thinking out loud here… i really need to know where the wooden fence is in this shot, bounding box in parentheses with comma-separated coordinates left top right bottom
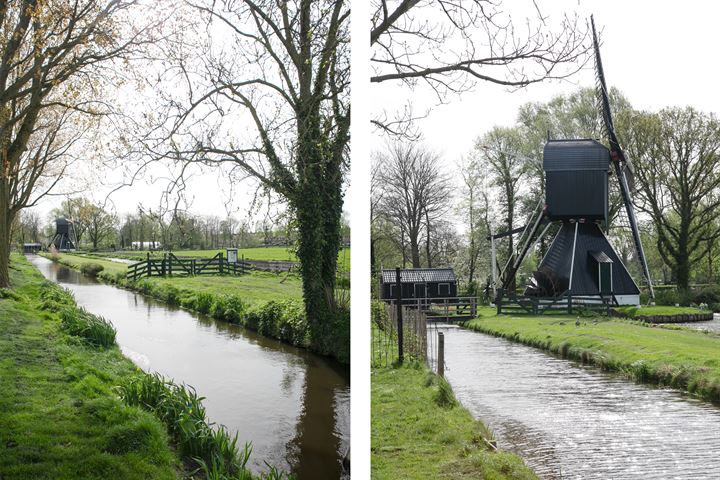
(126, 252, 245, 281)
(372, 302, 428, 368)
(495, 289, 614, 315)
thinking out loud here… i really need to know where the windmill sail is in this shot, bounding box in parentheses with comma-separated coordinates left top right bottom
(591, 16, 654, 300)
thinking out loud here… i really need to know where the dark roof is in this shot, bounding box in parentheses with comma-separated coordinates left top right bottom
(381, 268, 456, 284)
(529, 222, 639, 296)
(55, 217, 73, 225)
(544, 139, 610, 172)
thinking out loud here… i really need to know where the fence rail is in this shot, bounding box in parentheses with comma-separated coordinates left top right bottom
(382, 296, 482, 322)
(126, 252, 246, 281)
(496, 289, 614, 315)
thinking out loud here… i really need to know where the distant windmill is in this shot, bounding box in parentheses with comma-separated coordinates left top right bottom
(491, 16, 653, 306)
(50, 217, 77, 251)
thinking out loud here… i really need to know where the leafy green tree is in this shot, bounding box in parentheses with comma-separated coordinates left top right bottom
(623, 107, 720, 293)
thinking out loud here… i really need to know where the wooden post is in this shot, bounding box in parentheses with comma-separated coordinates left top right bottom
(192, 258, 196, 276)
(471, 297, 477, 317)
(241, 255, 245, 274)
(168, 253, 172, 276)
(162, 254, 166, 276)
(395, 267, 404, 364)
(438, 331, 445, 378)
(219, 252, 224, 274)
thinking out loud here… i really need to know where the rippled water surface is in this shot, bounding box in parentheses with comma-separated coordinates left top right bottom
(30, 256, 349, 479)
(429, 323, 720, 479)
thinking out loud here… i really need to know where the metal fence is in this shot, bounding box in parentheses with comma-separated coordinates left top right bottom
(371, 302, 427, 368)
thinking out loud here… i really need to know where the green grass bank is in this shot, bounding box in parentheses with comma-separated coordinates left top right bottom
(0, 255, 182, 479)
(1, 254, 293, 480)
(465, 312, 720, 403)
(372, 363, 537, 480)
(41, 252, 349, 364)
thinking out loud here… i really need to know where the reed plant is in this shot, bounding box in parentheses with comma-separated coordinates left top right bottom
(117, 373, 292, 479)
(59, 307, 117, 348)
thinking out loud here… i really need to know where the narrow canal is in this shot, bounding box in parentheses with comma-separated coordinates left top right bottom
(429, 323, 720, 479)
(30, 256, 349, 479)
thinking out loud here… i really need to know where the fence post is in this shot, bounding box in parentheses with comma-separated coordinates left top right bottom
(471, 297, 477, 317)
(438, 331, 445, 378)
(241, 255, 245, 274)
(162, 254, 166, 276)
(395, 267, 404, 364)
(219, 252, 224, 274)
(168, 253, 172, 276)
(192, 258, 196, 276)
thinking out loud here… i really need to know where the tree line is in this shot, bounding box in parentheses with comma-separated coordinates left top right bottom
(11, 197, 349, 252)
(372, 87, 720, 297)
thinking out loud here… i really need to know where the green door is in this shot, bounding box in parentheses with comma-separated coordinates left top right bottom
(599, 263, 612, 294)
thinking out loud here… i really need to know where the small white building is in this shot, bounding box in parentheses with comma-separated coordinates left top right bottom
(131, 241, 162, 250)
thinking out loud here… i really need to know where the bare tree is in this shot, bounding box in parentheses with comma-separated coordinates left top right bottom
(376, 141, 452, 268)
(0, 0, 158, 287)
(370, 0, 592, 135)
(143, 0, 350, 355)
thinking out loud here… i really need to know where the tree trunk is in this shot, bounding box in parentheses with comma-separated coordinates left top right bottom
(409, 235, 421, 268)
(0, 171, 11, 288)
(425, 209, 432, 268)
(293, 98, 343, 357)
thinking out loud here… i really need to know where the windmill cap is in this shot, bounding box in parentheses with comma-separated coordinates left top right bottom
(543, 139, 610, 172)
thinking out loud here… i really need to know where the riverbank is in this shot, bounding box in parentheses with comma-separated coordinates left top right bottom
(42, 252, 349, 363)
(0, 254, 182, 479)
(465, 313, 720, 403)
(372, 362, 537, 479)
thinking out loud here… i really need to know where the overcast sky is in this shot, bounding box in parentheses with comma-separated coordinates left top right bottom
(373, 0, 720, 165)
(30, 0, 719, 228)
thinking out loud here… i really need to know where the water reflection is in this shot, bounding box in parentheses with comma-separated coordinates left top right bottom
(429, 323, 720, 479)
(29, 255, 349, 479)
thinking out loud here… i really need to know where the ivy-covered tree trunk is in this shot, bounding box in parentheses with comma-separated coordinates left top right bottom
(293, 100, 343, 355)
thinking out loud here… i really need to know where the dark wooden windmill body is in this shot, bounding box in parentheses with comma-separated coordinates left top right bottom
(490, 17, 653, 307)
(50, 217, 77, 251)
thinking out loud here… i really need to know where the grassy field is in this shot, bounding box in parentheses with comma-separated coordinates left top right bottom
(83, 246, 351, 272)
(44, 252, 303, 305)
(0, 255, 181, 479)
(372, 363, 537, 479)
(465, 311, 720, 403)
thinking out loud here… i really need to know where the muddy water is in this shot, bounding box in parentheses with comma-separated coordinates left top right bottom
(429, 323, 720, 479)
(30, 256, 349, 479)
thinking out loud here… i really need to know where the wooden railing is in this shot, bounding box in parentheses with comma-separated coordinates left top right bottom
(383, 296, 481, 322)
(126, 252, 246, 281)
(495, 289, 615, 315)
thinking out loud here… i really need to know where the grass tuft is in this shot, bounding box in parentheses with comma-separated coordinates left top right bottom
(60, 307, 117, 348)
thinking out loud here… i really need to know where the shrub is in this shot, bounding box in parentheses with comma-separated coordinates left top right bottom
(195, 293, 214, 314)
(60, 307, 116, 348)
(80, 263, 105, 277)
(655, 289, 679, 306)
(693, 285, 720, 305)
